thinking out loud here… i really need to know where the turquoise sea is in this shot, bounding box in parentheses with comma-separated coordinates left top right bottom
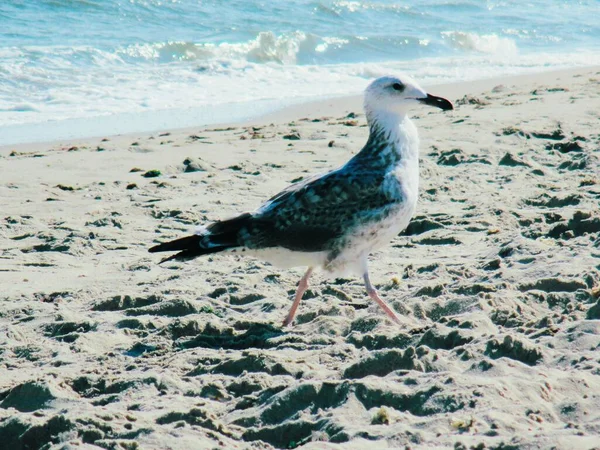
(1, 0, 599, 144)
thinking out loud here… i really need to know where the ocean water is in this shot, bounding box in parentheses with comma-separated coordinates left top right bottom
(1, 0, 599, 145)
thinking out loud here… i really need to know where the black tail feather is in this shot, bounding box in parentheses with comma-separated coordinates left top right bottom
(149, 235, 231, 264)
(157, 245, 227, 264)
(149, 235, 203, 254)
(149, 213, 252, 264)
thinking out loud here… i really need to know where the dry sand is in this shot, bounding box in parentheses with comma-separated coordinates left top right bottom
(1, 67, 600, 450)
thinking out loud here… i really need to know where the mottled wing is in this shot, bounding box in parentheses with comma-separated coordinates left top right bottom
(240, 166, 399, 252)
(261, 171, 327, 206)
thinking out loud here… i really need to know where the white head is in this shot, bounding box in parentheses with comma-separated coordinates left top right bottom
(364, 74, 453, 121)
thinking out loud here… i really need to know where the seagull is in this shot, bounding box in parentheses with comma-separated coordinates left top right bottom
(149, 74, 453, 326)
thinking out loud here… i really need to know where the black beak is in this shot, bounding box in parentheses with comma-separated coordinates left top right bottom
(418, 93, 454, 111)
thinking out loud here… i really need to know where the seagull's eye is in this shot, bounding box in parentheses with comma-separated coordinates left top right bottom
(392, 83, 405, 92)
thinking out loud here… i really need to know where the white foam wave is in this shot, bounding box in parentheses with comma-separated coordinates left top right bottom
(330, 1, 415, 15)
(442, 31, 518, 56)
(117, 32, 324, 65)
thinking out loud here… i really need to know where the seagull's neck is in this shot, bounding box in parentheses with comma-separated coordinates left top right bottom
(361, 108, 419, 165)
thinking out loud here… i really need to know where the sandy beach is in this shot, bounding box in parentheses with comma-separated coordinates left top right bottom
(1, 67, 599, 449)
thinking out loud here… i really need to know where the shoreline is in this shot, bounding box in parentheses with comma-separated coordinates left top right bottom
(2, 65, 599, 151)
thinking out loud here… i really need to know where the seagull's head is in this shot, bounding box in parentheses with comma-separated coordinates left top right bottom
(364, 74, 453, 118)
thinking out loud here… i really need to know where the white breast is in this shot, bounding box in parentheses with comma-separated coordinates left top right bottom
(323, 119, 420, 277)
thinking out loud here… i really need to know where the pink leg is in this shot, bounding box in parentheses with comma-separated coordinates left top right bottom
(283, 267, 313, 327)
(364, 271, 401, 324)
